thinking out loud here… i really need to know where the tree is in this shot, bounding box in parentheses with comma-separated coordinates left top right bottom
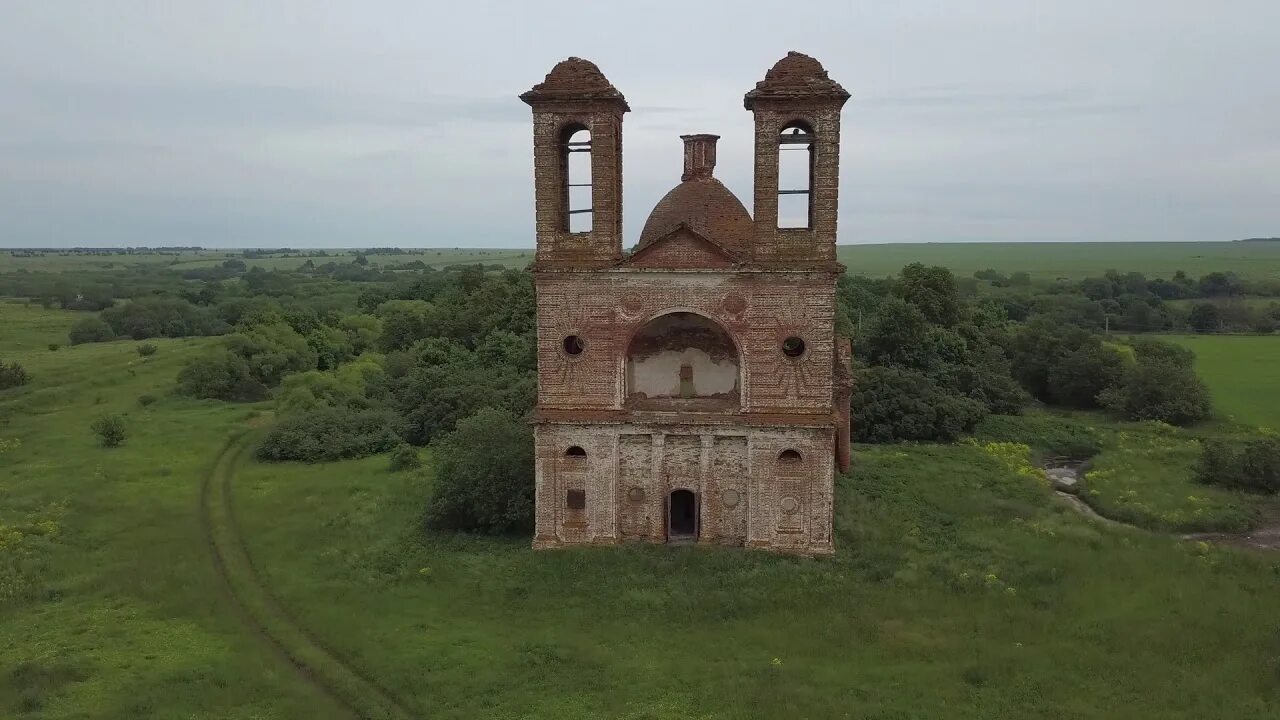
(68, 316, 115, 345)
(176, 350, 266, 401)
(223, 322, 317, 386)
(100, 297, 227, 340)
(306, 325, 353, 371)
(425, 407, 534, 534)
(376, 300, 436, 352)
(852, 366, 987, 443)
(1098, 356, 1212, 425)
(858, 298, 931, 368)
(391, 342, 536, 445)
(895, 263, 961, 327)
(339, 313, 382, 354)
(1198, 271, 1242, 298)
(1046, 343, 1127, 408)
(90, 413, 127, 447)
(1188, 303, 1221, 332)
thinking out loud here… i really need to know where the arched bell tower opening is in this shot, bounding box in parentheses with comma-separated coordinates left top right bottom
(625, 312, 740, 412)
(777, 120, 815, 229)
(559, 123, 592, 233)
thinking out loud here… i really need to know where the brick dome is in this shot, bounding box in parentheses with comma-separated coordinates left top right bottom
(521, 57, 629, 109)
(744, 51, 850, 109)
(637, 178, 753, 254)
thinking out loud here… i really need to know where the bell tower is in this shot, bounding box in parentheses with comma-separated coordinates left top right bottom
(521, 57, 629, 267)
(744, 51, 850, 264)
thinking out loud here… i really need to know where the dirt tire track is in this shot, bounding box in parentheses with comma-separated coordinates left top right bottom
(201, 430, 419, 720)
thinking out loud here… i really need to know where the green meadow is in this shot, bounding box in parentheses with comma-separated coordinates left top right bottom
(1155, 334, 1280, 429)
(3, 302, 1279, 718)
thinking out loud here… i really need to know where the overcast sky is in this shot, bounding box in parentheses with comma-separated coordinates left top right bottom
(1, 1, 1277, 248)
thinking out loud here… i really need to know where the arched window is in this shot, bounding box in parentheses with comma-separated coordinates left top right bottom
(777, 121, 814, 230)
(560, 124, 592, 233)
(565, 446, 586, 458)
(778, 448, 802, 464)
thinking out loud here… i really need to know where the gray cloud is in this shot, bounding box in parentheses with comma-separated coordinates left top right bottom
(0, 0, 1277, 248)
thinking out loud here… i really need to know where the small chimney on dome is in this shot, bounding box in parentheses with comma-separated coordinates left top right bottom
(681, 134, 719, 181)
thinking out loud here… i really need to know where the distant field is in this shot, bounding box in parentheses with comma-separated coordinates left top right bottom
(7, 241, 1280, 279)
(837, 241, 1280, 280)
(0, 248, 535, 273)
(1155, 334, 1280, 429)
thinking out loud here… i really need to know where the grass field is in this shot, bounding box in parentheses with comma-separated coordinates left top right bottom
(229, 440, 1280, 719)
(4, 307, 1280, 718)
(1155, 334, 1280, 429)
(8, 240, 1280, 279)
(0, 305, 337, 717)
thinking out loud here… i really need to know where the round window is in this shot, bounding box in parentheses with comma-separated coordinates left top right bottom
(563, 335, 585, 356)
(782, 336, 806, 358)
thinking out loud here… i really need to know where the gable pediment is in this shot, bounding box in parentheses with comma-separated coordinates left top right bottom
(623, 225, 741, 269)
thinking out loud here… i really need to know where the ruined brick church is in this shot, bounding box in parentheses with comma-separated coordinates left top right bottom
(520, 52, 852, 555)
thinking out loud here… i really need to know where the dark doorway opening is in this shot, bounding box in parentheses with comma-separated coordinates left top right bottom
(668, 489, 698, 541)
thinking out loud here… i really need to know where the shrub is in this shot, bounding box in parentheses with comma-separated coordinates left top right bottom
(852, 366, 987, 443)
(223, 322, 317, 387)
(47, 343, 60, 352)
(100, 297, 227, 340)
(90, 413, 127, 448)
(256, 407, 403, 462)
(1197, 438, 1280, 494)
(425, 407, 534, 535)
(0, 360, 30, 390)
(68, 317, 115, 345)
(137, 394, 158, 407)
(1099, 355, 1212, 426)
(388, 444, 422, 472)
(136, 343, 158, 357)
(176, 350, 267, 401)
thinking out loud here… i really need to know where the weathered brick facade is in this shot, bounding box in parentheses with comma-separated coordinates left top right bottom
(521, 53, 852, 556)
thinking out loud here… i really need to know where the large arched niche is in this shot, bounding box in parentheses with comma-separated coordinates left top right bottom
(625, 311, 740, 411)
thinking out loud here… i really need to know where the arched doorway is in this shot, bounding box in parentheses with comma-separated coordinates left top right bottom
(668, 489, 698, 542)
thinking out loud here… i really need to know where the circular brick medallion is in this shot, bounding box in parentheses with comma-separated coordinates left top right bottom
(627, 486, 646, 502)
(780, 496, 800, 515)
(721, 488, 741, 508)
(620, 294, 645, 319)
(721, 293, 747, 317)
